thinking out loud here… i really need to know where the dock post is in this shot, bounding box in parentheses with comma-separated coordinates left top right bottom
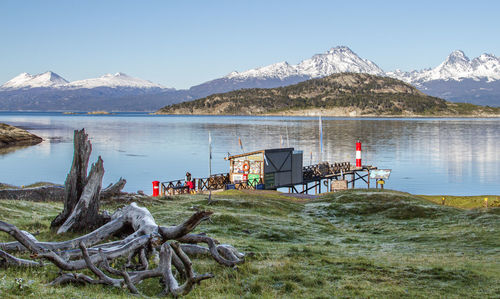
(352, 173, 355, 189)
(367, 170, 370, 189)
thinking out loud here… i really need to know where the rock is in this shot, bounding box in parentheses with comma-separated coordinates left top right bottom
(0, 123, 43, 148)
(0, 185, 65, 201)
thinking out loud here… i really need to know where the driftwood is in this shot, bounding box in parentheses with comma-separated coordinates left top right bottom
(0, 202, 247, 296)
(100, 177, 127, 199)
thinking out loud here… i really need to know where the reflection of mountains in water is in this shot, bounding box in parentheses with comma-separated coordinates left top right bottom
(209, 119, 500, 183)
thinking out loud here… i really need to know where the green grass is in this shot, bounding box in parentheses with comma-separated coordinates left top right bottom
(1, 189, 499, 298)
(420, 195, 500, 209)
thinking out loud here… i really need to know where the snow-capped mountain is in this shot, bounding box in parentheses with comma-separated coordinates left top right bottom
(386, 51, 500, 106)
(1, 72, 166, 90)
(188, 46, 384, 97)
(0, 71, 174, 111)
(226, 46, 384, 80)
(67, 72, 165, 89)
(1, 71, 68, 89)
(387, 50, 500, 85)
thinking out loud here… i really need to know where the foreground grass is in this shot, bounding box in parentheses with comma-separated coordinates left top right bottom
(0, 189, 499, 298)
(420, 195, 500, 209)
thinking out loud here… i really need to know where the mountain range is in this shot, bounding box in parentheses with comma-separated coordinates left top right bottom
(1, 46, 499, 111)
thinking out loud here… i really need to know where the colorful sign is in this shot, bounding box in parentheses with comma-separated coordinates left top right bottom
(369, 169, 392, 179)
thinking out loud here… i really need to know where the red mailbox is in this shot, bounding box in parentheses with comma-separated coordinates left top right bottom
(152, 181, 160, 197)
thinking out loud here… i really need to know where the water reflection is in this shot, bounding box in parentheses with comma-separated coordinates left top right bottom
(0, 113, 498, 195)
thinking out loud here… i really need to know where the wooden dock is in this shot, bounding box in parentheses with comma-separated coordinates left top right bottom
(288, 162, 376, 194)
(161, 162, 376, 196)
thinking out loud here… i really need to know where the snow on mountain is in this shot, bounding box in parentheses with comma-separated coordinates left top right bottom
(1, 71, 68, 89)
(387, 50, 500, 85)
(67, 72, 165, 89)
(226, 61, 297, 80)
(1, 72, 167, 90)
(226, 46, 384, 80)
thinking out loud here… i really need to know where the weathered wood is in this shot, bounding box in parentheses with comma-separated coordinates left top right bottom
(57, 156, 106, 233)
(160, 242, 214, 296)
(100, 178, 127, 199)
(0, 249, 43, 267)
(0, 202, 245, 296)
(51, 129, 92, 228)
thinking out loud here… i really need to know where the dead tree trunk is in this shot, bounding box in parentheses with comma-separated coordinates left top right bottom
(51, 129, 92, 228)
(57, 156, 107, 234)
(50, 129, 112, 233)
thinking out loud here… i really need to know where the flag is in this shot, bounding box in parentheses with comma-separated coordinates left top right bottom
(238, 137, 244, 152)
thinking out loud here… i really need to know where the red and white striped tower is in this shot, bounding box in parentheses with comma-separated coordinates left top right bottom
(356, 141, 362, 168)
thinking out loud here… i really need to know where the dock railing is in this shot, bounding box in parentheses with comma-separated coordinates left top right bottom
(161, 173, 230, 196)
(197, 173, 230, 192)
(160, 173, 267, 196)
(302, 162, 351, 181)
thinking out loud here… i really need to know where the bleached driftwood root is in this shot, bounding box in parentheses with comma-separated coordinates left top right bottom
(0, 202, 247, 296)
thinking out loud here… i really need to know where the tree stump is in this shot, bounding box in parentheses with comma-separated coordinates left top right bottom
(51, 129, 111, 233)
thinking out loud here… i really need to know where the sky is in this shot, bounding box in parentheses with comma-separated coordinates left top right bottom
(0, 0, 499, 89)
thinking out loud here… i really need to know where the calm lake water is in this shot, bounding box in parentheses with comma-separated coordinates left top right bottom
(0, 112, 499, 195)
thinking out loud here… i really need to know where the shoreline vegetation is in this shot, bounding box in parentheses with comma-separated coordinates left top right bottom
(156, 73, 500, 117)
(0, 188, 498, 298)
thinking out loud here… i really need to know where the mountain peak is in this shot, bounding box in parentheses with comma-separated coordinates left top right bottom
(327, 46, 353, 54)
(445, 50, 470, 65)
(388, 50, 500, 83)
(0, 71, 68, 89)
(224, 46, 384, 80)
(69, 72, 165, 89)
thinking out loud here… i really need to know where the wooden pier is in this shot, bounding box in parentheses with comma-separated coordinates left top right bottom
(161, 162, 376, 196)
(287, 162, 376, 194)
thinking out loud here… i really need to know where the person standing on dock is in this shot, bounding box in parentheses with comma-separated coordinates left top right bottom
(185, 172, 195, 193)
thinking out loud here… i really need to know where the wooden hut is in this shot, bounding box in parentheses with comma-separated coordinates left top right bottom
(227, 148, 303, 189)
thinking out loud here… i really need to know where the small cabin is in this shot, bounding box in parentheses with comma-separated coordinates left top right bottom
(227, 148, 303, 189)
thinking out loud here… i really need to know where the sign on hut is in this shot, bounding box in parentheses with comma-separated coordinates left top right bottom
(227, 148, 303, 189)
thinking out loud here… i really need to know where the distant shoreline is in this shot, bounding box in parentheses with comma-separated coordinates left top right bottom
(1, 110, 499, 118)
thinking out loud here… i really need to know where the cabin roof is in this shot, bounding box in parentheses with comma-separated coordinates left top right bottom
(227, 148, 295, 160)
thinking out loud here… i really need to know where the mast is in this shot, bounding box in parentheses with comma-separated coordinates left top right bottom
(318, 115, 323, 163)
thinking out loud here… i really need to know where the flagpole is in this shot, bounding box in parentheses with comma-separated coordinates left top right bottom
(208, 131, 212, 203)
(286, 123, 290, 147)
(319, 115, 323, 163)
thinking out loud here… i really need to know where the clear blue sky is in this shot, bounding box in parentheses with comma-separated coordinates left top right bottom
(1, 0, 499, 89)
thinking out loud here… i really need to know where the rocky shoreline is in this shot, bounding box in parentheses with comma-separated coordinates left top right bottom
(0, 123, 43, 148)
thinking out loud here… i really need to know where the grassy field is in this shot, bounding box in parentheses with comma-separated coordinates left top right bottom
(0, 189, 499, 298)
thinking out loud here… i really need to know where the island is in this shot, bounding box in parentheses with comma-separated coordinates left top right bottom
(156, 73, 500, 117)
